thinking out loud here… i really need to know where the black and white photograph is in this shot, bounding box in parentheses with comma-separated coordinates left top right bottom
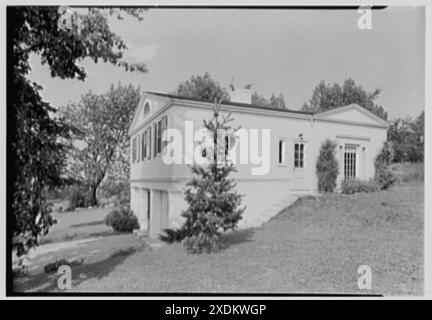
(2, 1, 431, 299)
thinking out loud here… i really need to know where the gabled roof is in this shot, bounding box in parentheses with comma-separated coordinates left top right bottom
(313, 103, 389, 128)
(129, 92, 389, 136)
(144, 91, 314, 116)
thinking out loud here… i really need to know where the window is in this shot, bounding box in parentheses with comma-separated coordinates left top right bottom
(144, 103, 150, 116)
(161, 116, 168, 151)
(294, 143, 304, 168)
(344, 144, 357, 179)
(157, 119, 162, 154)
(278, 140, 286, 164)
(152, 116, 168, 155)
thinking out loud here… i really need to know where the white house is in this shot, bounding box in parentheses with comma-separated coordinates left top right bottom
(128, 89, 388, 238)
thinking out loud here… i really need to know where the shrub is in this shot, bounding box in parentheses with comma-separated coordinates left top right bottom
(375, 141, 394, 166)
(183, 233, 223, 253)
(391, 162, 424, 183)
(375, 166, 398, 190)
(104, 207, 139, 232)
(100, 180, 125, 198)
(159, 228, 190, 244)
(341, 179, 379, 194)
(67, 185, 89, 210)
(12, 259, 28, 279)
(114, 186, 130, 207)
(316, 139, 339, 192)
(374, 142, 398, 190)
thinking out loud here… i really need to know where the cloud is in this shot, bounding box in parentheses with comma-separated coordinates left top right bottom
(124, 43, 160, 63)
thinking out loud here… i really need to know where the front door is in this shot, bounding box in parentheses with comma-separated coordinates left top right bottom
(344, 144, 358, 179)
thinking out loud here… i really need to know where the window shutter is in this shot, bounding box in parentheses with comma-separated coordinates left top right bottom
(162, 116, 168, 150)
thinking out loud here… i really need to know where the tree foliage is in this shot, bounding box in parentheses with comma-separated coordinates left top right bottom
(388, 111, 424, 162)
(251, 92, 287, 109)
(62, 84, 141, 206)
(374, 142, 398, 189)
(316, 139, 339, 193)
(176, 72, 287, 109)
(302, 79, 388, 120)
(176, 72, 229, 102)
(9, 6, 146, 256)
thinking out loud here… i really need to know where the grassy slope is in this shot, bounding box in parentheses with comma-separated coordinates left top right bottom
(75, 182, 423, 295)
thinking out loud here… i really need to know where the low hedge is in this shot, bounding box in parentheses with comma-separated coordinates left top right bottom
(341, 179, 380, 195)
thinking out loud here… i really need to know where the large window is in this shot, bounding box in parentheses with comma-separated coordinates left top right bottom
(278, 140, 286, 164)
(294, 143, 304, 168)
(154, 116, 168, 156)
(344, 144, 357, 179)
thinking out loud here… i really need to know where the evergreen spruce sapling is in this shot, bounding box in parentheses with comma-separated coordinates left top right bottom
(180, 100, 245, 253)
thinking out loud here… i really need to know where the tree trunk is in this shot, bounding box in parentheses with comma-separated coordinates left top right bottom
(89, 185, 98, 206)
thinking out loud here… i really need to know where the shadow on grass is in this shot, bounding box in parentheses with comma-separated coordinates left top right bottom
(222, 229, 255, 247)
(71, 220, 105, 228)
(86, 230, 127, 238)
(13, 246, 144, 293)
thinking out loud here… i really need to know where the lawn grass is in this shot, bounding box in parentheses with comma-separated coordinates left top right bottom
(74, 182, 423, 295)
(13, 205, 144, 292)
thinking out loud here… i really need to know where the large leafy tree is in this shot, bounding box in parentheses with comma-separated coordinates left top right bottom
(9, 6, 146, 256)
(176, 72, 230, 102)
(302, 79, 388, 120)
(251, 92, 287, 109)
(62, 84, 141, 206)
(388, 111, 424, 162)
(176, 72, 287, 109)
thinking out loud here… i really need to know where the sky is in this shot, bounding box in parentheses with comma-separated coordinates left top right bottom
(28, 6, 425, 120)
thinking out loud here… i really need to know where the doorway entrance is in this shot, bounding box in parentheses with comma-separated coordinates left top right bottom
(344, 144, 358, 179)
(149, 189, 169, 238)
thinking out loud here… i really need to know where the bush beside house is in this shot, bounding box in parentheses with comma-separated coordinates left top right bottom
(374, 142, 398, 190)
(340, 142, 399, 195)
(316, 139, 339, 193)
(341, 179, 379, 194)
(105, 207, 140, 232)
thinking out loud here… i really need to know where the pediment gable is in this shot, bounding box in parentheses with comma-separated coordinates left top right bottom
(128, 92, 171, 136)
(313, 104, 388, 128)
